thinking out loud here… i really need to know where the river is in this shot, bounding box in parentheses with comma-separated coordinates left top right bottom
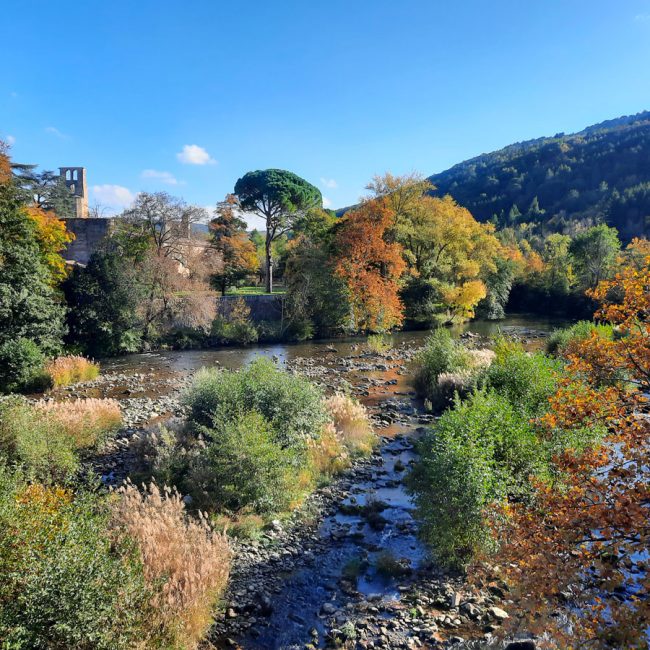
(74, 316, 565, 649)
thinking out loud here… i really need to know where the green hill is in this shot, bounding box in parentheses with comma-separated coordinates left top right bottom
(427, 111, 650, 241)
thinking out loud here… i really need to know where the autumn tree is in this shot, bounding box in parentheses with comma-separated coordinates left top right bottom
(209, 195, 258, 295)
(24, 206, 74, 284)
(234, 169, 322, 293)
(366, 174, 502, 324)
(333, 199, 405, 332)
(485, 253, 650, 646)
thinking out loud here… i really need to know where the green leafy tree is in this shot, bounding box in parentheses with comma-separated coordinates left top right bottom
(569, 224, 620, 290)
(0, 151, 65, 388)
(234, 169, 322, 293)
(11, 165, 76, 218)
(64, 244, 146, 356)
(284, 208, 350, 338)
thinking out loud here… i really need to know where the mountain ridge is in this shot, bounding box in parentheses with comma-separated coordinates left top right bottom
(426, 110, 650, 239)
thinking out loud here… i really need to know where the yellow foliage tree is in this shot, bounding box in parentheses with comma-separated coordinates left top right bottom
(25, 206, 74, 283)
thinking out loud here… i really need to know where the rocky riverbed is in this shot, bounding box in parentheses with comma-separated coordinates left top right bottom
(44, 326, 552, 649)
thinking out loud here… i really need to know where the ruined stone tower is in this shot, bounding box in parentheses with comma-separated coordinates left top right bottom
(59, 167, 88, 218)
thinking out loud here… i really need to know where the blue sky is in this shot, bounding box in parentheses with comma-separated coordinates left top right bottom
(2, 1, 650, 226)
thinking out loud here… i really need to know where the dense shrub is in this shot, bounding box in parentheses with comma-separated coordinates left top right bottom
(0, 397, 79, 482)
(110, 482, 231, 648)
(478, 340, 561, 415)
(189, 412, 298, 513)
(35, 398, 122, 450)
(45, 355, 100, 387)
(546, 320, 615, 355)
(414, 329, 494, 409)
(184, 357, 327, 449)
(0, 338, 49, 394)
(0, 469, 156, 649)
(408, 389, 542, 567)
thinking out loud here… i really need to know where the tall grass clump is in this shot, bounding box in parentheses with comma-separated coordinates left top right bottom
(110, 482, 231, 648)
(45, 355, 100, 387)
(0, 397, 79, 481)
(324, 393, 375, 455)
(0, 468, 157, 649)
(35, 398, 122, 449)
(414, 329, 494, 409)
(546, 320, 615, 355)
(366, 333, 391, 354)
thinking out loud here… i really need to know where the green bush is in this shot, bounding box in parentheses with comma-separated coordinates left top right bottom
(413, 329, 473, 404)
(0, 339, 49, 394)
(366, 334, 391, 354)
(479, 340, 561, 416)
(0, 468, 155, 649)
(210, 316, 258, 345)
(546, 320, 615, 355)
(189, 412, 297, 514)
(184, 356, 327, 449)
(408, 389, 542, 567)
(0, 397, 79, 482)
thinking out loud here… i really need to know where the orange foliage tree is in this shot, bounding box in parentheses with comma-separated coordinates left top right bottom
(210, 195, 258, 295)
(333, 199, 406, 332)
(486, 252, 650, 647)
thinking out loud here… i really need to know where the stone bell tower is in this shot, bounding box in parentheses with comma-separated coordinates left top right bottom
(59, 166, 88, 218)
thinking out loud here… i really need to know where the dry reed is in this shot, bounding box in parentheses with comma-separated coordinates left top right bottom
(110, 482, 231, 649)
(324, 393, 375, 455)
(35, 398, 122, 449)
(45, 355, 100, 387)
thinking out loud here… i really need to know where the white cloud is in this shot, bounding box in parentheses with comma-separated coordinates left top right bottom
(92, 184, 135, 210)
(5, 135, 15, 145)
(634, 13, 650, 22)
(45, 126, 67, 139)
(320, 177, 338, 189)
(141, 169, 180, 185)
(322, 196, 332, 208)
(176, 144, 216, 165)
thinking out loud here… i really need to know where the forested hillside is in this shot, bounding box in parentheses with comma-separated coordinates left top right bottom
(428, 111, 650, 240)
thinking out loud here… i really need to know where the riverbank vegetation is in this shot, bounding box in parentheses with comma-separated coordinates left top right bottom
(0, 354, 375, 646)
(2, 135, 643, 371)
(408, 248, 650, 646)
(138, 357, 375, 522)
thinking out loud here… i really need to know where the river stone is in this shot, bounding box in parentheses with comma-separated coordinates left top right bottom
(488, 605, 509, 620)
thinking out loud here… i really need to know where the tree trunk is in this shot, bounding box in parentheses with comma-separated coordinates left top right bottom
(265, 236, 273, 294)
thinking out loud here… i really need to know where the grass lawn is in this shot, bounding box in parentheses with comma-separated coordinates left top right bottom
(229, 285, 287, 296)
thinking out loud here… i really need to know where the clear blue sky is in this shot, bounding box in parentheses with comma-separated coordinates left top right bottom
(3, 1, 650, 225)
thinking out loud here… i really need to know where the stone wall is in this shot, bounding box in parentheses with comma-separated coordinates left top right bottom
(217, 294, 285, 323)
(63, 218, 114, 265)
